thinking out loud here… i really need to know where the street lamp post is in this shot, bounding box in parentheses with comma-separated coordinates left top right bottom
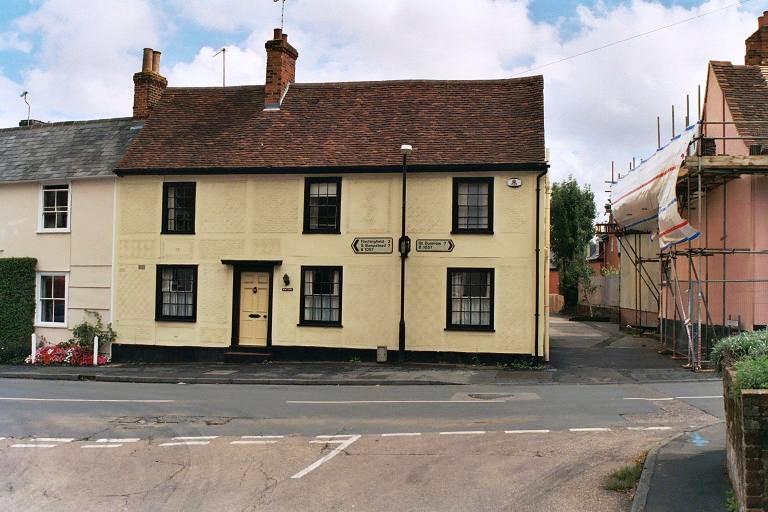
(398, 144, 413, 363)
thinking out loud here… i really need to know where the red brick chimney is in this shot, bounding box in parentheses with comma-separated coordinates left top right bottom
(264, 28, 298, 110)
(746, 11, 768, 65)
(133, 47, 168, 119)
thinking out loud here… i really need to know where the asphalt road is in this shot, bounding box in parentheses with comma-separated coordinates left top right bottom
(0, 320, 725, 511)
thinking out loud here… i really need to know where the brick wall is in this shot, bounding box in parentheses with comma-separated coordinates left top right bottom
(725, 368, 768, 511)
(132, 72, 167, 119)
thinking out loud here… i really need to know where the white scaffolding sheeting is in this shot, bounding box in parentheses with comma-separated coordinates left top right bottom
(611, 125, 699, 249)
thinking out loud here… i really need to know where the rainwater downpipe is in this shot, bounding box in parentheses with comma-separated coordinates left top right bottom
(534, 167, 549, 361)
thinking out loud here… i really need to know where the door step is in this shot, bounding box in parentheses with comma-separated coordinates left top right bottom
(223, 351, 272, 363)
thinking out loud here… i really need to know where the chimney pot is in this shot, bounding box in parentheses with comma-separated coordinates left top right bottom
(282, 33, 288, 41)
(760, 11, 768, 28)
(273, 28, 282, 40)
(152, 50, 161, 73)
(142, 48, 153, 73)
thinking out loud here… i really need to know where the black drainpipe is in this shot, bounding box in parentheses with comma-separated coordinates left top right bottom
(534, 167, 549, 361)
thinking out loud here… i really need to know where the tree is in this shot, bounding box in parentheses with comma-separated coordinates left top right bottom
(550, 176, 596, 309)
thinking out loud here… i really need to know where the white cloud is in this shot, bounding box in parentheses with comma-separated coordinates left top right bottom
(0, 32, 31, 52)
(166, 45, 264, 87)
(0, 0, 162, 125)
(0, 0, 762, 217)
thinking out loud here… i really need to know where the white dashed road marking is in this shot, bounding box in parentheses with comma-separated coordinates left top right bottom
(624, 396, 721, 401)
(159, 441, 211, 447)
(287, 400, 504, 404)
(0, 397, 174, 403)
(2, 425, 680, 452)
(291, 435, 361, 479)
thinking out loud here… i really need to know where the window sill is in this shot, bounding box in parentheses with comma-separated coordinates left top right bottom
(444, 326, 495, 332)
(155, 317, 197, 323)
(37, 228, 70, 234)
(302, 230, 341, 235)
(160, 231, 196, 236)
(35, 322, 68, 329)
(450, 230, 494, 235)
(297, 322, 343, 328)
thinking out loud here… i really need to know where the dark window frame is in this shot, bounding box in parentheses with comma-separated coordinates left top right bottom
(155, 264, 198, 322)
(303, 177, 342, 234)
(161, 182, 196, 235)
(451, 177, 494, 234)
(445, 267, 495, 331)
(298, 265, 343, 327)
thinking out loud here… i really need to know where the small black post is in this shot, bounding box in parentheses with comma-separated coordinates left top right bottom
(398, 151, 409, 362)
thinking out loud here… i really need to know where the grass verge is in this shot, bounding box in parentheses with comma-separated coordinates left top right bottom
(603, 453, 646, 493)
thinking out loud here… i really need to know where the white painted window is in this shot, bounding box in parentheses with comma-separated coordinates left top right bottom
(39, 183, 70, 232)
(36, 272, 68, 327)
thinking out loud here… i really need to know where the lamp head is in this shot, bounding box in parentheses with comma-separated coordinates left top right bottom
(400, 144, 413, 156)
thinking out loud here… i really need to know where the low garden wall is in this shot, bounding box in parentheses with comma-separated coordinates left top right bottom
(725, 368, 768, 511)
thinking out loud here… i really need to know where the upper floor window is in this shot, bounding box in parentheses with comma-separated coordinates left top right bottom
(303, 177, 341, 234)
(162, 182, 196, 234)
(299, 266, 342, 326)
(446, 268, 494, 331)
(452, 177, 493, 234)
(155, 265, 197, 322)
(40, 183, 70, 231)
(37, 272, 67, 326)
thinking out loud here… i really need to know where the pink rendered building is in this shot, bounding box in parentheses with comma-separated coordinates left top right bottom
(660, 13, 768, 358)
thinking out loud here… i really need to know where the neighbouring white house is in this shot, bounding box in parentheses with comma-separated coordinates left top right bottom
(0, 117, 142, 343)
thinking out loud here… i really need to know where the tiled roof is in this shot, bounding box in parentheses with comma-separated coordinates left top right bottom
(710, 61, 768, 142)
(117, 77, 545, 173)
(0, 117, 142, 182)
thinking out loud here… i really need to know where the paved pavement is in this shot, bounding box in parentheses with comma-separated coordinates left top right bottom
(0, 360, 549, 386)
(642, 423, 727, 512)
(0, 316, 720, 387)
(0, 317, 726, 511)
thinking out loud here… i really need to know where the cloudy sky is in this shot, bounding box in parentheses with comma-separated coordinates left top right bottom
(0, 0, 762, 217)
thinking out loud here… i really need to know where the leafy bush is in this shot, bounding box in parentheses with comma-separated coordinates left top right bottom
(732, 356, 768, 395)
(69, 310, 117, 350)
(0, 258, 37, 363)
(711, 329, 768, 372)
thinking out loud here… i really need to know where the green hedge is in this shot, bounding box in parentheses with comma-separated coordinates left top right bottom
(0, 258, 37, 363)
(711, 329, 768, 372)
(733, 356, 768, 395)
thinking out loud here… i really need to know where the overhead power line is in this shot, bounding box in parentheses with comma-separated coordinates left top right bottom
(511, 0, 758, 76)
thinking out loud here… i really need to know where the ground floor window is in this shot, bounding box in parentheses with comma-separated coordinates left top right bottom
(155, 265, 197, 322)
(37, 273, 67, 326)
(446, 268, 494, 330)
(300, 266, 342, 326)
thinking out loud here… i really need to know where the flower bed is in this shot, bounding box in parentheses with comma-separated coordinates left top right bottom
(26, 343, 109, 366)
